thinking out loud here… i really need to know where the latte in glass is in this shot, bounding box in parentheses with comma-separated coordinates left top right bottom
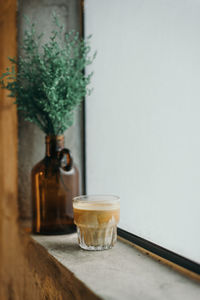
(73, 195, 120, 250)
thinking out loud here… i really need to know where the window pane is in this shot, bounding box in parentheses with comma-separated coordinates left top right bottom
(85, 0, 200, 263)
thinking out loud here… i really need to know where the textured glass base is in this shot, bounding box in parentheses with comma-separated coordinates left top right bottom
(77, 225, 117, 251)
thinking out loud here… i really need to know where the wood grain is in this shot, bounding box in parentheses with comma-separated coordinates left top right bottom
(0, 2, 100, 299)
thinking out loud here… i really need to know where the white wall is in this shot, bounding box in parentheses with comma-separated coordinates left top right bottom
(85, 0, 200, 263)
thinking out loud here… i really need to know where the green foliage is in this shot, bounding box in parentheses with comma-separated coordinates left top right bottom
(0, 16, 96, 135)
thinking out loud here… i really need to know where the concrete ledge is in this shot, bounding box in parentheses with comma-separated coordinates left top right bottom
(25, 233, 101, 300)
(33, 233, 200, 300)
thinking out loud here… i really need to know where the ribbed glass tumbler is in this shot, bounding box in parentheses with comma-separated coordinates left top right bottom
(73, 195, 120, 251)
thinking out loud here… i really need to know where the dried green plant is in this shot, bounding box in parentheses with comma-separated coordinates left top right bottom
(0, 16, 96, 135)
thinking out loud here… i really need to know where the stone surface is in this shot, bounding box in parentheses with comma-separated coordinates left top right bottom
(17, 0, 84, 221)
(33, 234, 200, 300)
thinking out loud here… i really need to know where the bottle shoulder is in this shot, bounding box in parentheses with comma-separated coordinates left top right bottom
(31, 157, 79, 175)
(31, 158, 46, 173)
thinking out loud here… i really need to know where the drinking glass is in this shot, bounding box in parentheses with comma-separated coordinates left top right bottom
(73, 195, 120, 250)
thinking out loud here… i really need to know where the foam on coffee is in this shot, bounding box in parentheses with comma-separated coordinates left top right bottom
(73, 201, 120, 211)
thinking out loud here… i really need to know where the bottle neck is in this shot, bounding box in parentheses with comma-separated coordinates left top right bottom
(45, 135, 64, 157)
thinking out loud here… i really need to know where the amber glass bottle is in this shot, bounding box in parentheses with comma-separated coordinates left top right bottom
(32, 135, 79, 234)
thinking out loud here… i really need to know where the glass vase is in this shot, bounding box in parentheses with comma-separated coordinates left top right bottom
(31, 135, 79, 234)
